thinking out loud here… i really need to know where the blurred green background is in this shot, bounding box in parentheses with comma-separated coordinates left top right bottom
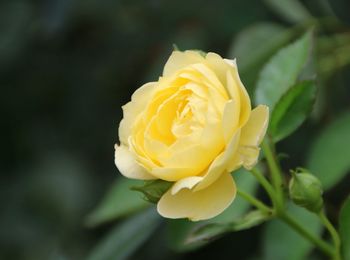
(1, 0, 350, 259)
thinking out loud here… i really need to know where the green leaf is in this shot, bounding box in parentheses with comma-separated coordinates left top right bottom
(263, 0, 312, 24)
(307, 112, 350, 190)
(262, 203, 322, 260)
(270, 80, 316, 142)
(166, 168, 259, 252)
(87, 208, 160, 260)
(255, 31, 313, 111)
(186, 210, 272, 245)
(229, 23, 286, 72)
(131, 179, 173, 204)
(339, 196, 350, 260)
(228, 23, 297, 92)
(85, 178, 149, 227)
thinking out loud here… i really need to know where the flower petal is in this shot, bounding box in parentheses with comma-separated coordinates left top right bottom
(205, 53, 251, 127)
(226, 152, 242, 173)
(171, 176, 203, 195)
(160, 144, 213, 171)
(151, 167, 197, 182)
(114, 144, 156, 180)
(194, 130, 241, 191)
(222, 99, 239, 143)
(157, 173, 236, 221)
(163, 50, 205, 77)
(119, 82, 156, 145)
(240, 105, 269, 146)
(238, 146, 260, 170)
(191, 63, 228, 99)
(225, 60, 251, 127)
(227, 105, 269, 172)
(205, 52, 229, 85)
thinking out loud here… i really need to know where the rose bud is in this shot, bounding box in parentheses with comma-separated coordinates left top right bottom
(289, 169, 324, 213)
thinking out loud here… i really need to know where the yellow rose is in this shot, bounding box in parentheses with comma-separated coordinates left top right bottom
(115, 50, 269, 221)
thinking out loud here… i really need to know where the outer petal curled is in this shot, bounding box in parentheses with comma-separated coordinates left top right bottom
(240, 105, 269, 146)
(205, 53, 251, 127)
(157, 173, 236, 221)
(227, 105, 269, 172)
(171, 176, 203, 195)
(114, 144, 156, 180)
(163, 51, 205, 77)
(119, 82, 156, 145)
(193, 130, 241, 191)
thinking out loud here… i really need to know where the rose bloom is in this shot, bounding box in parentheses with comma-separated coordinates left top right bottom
(115, 50, 269, 221)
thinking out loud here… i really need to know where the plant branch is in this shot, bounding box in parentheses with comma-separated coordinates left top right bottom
(237, 189, 272, 214)
(262, 139, 284, 210)
(249, 168, 277, 207)
(319, 211, 341, 260)
(279, 212, 334, 258)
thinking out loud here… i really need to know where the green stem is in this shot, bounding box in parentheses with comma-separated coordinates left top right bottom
(319, 212, 341, 260)
(249, 168, 277, 206)
(237, 189, 272, 213)
(262, 139, 284, 210)
(247, 139, 339, 259)
(279, 212, 334, 258)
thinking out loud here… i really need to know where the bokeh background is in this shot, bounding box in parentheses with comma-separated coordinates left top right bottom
(1, 0, 350, 259)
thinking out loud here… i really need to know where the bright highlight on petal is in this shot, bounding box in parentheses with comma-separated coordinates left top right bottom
(157, 173, 236, 221)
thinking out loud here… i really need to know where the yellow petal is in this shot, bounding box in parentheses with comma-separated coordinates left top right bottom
(239, 146, 260, 170)
(222, 100, 239, 143)
(240, 105, 269, 146)
(151, 166, 197, 182)
(205, 52, 232, 88)
(171, 176, 203, 195)
(226, 60, 251, 127)
(194, 130, 241, 191)
(144, 85, 179, 122)
(163, 50, 205, 77)
(225, 69, 240, 110)
(227, 105, 269, 172)
(160, 122, 224, 173)
(226, 152, 242, 173)
(205, 55, 244, 99)
(182, 81, 207, 99)
(191, 63, 228, 99)
(129, 124, 161, 169)
(205, 53, 251, 127)
(160, 144, 211, 171)
(119, 82, 156, 145)
(143, 136, 169, 165)
(157, 172, 236, 221)
(114, 144, 156, 180)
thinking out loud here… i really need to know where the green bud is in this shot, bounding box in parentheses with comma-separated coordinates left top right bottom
(131, 180, 172, 204)
(289, 168, 323, 213)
